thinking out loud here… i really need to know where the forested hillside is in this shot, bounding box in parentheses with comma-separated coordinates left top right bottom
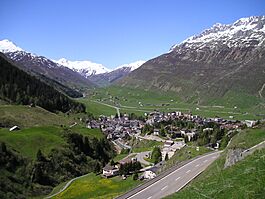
(0, 130, 115, 199)
(0, 53, 85, 113)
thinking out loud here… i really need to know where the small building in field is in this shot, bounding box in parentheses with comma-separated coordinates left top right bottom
(244, 120, 257, 128)
(9, 126, 20, 132)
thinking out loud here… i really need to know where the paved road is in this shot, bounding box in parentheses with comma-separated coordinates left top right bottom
(119, 151, 221, 199)
(136, 151, 152, 165)
(241, 140, 265, 158)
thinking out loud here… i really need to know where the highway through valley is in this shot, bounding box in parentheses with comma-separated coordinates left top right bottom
(118, 151, 221, 199)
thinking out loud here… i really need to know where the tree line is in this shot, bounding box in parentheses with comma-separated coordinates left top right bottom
(0, 54, 85, 113)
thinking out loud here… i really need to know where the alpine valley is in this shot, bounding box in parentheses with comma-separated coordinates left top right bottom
(0, 15, 265, 199)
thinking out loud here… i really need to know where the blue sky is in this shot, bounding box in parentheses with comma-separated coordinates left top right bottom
(1, 0, 264, 68)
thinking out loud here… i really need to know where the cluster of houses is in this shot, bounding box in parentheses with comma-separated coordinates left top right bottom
(88, 115, 144, 141)
(87, 111, 256, 150)
(87, 110, 258, 180)
(102, 155, 163, 180)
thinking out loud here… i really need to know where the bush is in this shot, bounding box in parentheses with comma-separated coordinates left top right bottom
(133, 173, 139, 180)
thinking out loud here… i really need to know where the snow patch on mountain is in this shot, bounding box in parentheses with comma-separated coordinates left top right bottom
(170, 16, 265, 52)
(115, 60, 146, 71)
(55, 58, 110, 77)
(0, 39, 24, 53)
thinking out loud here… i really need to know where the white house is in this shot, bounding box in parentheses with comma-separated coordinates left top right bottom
(244, 120, 257, 128)
(102, 164, 119, 178)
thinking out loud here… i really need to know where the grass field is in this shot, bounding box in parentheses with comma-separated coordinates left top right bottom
(227, 125, 265, 150)
(0, 126, 104, 160)
(165, 125, 265, 199)
(81, 86, 265, 120)
(70, 125, 104, 139)
(52, 173, 142, 199)
(113, 153, 129, 162)
(0, 126, 65, 159)
(78, 99, 116, 116)
(131, 139, 163, 153)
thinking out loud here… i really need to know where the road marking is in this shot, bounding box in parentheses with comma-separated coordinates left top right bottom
(203, 159, 208, 163)
(127, 151, 222, 199)
(161, 186, 168, 191)
(195, 164, 200, 167)
(186, 170, 191, 173)
(175, 177, 181, 181)
(147, 197, 152, 199)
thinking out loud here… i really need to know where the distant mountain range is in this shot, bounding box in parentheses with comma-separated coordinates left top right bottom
(0, 40, 95, 97)
(54, 58, 145, 86)
(118, 16, 265, 106)
(87, 60, 145, 86)
(0, 39, 145, 87)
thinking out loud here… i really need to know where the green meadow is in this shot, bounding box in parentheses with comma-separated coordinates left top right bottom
(79, 86, 264, 120)
(53, 173, 141, 199)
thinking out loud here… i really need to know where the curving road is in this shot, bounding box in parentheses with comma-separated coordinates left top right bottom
(136, 151, 152, 165)
(117, 151, 221, 199)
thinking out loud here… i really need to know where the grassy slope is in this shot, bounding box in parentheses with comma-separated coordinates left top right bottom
(70, 125, 104, 139)
(131, 139, 163, 153)
(166, 125, 265, 199)
(53, 173, 141, 199)
(0, 104, 104, 159)
(166, 148, 265, 199)
(0, 126, 64, 159)
(228, 127, 265, 149)
(0, 105, 70, 128)
(0, 126, 104, 160)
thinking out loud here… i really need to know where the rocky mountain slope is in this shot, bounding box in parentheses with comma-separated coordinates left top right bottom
(0, 40, 95, 97)
(118, 16, 265, 106)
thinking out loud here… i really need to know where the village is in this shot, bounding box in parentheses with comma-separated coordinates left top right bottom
(86, 110, 258, 180)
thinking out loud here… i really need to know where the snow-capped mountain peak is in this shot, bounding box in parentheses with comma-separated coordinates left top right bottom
(170, 16, 265, 51)
(115, 60, 146, 71)
(55, 58, 110, 77)
(0, 39, 24, 53)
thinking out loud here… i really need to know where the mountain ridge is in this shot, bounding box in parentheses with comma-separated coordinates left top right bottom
(0, 39, 145, 86)
(118, 16, 265, 107)
(0, 40, 96, 97)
